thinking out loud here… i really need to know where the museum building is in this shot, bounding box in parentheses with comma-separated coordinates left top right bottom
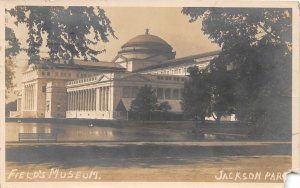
(14, 31, 219, 119)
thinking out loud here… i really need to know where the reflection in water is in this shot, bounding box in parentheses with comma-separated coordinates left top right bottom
(6, 123, 227, 142)
(6, 123, 116, 142)
(6, 122, 195, 142)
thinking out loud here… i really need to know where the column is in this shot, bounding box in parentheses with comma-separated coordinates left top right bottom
(106, 87, 109, 111)
(82, 90, 85, 111)
(85, 90, 88, 111)
(70, 92, 73, 111)
(24, 86, 27, 110)
(72, 92, 75, 111)
(73, 92, 75, 111)
(78, 91, 81, 111)
(76, 91, 78, 111)
(89, 89, 92, 111)
(30, 84, 33, 111)
(33, 83, 37, 111)
(100, 87, 104, 111)
(29, 85, 31, 110)
(80, 90, 82, 111)
(26, 86, 29, 110)
(96, 88, 100, 111)
(103, 87, 106, 111)
(90, 89, 92, 111)
(92, 89, 95, 111)
(99, 88, 102, 111)
(81, 90, 84, 111)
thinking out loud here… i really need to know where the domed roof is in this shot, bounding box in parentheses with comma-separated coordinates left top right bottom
(122, 34, 172, 48)
(117, 30, 176, 62)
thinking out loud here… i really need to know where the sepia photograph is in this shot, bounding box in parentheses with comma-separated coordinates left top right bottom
(2, 0, 298, 186)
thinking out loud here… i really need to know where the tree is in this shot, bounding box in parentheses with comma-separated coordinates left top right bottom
(182, 8, 292, 131)
(5, 6, 115, 97)
(181, 66, 213, 124)
(5, 26, 21, 98)
(130, 85, 158, 121)
(7, 6, 116, 64)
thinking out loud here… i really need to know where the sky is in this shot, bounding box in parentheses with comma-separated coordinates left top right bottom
(6, 7, 220, 102)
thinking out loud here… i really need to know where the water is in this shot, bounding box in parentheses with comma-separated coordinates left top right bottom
(6, 122, 198, 142)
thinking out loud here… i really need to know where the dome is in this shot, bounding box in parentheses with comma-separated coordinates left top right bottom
(122, 34, 172, 49)
(118, 30, 176, 61)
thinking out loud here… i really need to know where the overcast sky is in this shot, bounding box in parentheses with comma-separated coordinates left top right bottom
(6, 7, 220, 102)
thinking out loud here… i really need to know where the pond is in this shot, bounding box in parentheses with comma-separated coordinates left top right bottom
(6, 122, 203, 142)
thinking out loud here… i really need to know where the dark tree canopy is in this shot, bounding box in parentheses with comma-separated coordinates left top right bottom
(181, 66, 213, 123)
(5, 26, 21, 97)
(130, 85, 158, 121)
(7, 6, 116, 64)
(182, 8, 292, 129)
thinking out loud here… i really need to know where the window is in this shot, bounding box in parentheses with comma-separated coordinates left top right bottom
(68, 73, 71, 77)
(165, 88, 171, 99)
(42, 72, 45, 76)
(55, 72, 58, 76)
(42, 86, 46, 93)
(47, 72, 50, 76)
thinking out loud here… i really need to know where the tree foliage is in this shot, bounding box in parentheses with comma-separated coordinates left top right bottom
(182, 8, 292, 128)
(7, 6, 116, 64)
(5, 26, 21, 98)
(181, 66, 213, 123)
(130, 85, 158, 121)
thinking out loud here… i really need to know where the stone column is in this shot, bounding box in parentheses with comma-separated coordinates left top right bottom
(103, 87, 106, 111)
(90, 89, 92, 111)
(26, 86, 28, 110)
(100, 87, 103, 111)
(93, 89, 96, 111)
(78, 91, 81, 111)
(89, 89, 93, 111)
(96, 88, 100, 111)
(24, 86, 27, 110)
(75, 91, 77, 111)
(106, 87, 109, 111)
(86, 90, 88, 111)
(34, 83, 37, 111)
(82, 90, 84, 111)
(29, 85, 31, 110)
(71, 92, 73, 111)
(83, 90, 85, 111)
(31, 85, 33, 110)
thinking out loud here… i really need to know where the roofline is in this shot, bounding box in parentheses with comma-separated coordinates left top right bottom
(134, 50, 220, 73)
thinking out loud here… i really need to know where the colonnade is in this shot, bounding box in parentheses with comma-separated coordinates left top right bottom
(23, 84, 35, 110)
(67, 86, 110, 111)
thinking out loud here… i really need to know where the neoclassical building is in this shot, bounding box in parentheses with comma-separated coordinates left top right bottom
(14, 31, 219, 119)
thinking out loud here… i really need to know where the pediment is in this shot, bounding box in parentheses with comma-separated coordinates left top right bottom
(121, 74, 151, 82)
(112, 55, 128, 63)
(96, 74, 112, 82)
